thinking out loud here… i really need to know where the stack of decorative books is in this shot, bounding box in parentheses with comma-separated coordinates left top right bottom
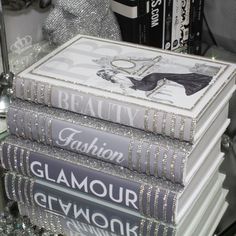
(1, 35, 236, 235)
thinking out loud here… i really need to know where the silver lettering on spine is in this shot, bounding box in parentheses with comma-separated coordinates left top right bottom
(57, 90, 141, 128)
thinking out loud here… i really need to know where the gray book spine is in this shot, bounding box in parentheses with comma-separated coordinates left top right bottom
(4, 172, 178, 225)
(7, 100, 189, 185)
(13, 76, 196, 142)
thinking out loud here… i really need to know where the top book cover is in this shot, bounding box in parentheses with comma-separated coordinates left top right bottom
(13, 35, 236, 143)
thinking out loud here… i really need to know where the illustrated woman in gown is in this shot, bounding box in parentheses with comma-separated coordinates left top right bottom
(96, 69, 213, 96)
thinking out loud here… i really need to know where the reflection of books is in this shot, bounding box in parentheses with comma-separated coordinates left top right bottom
(13, 35, 236, 143)
(17, 171, 227, 236)
(6, 99, 229, 185)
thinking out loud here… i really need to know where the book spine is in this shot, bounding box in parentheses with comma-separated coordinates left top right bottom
(170, 0, 182, 51)
(148, 0, 165, 48)
(179, 0, 191, 51)
(13, 76, 196, 142)
(111, 0, 140, 44)
(138, 0, 150, 45)
(111, 0, 149, 45)
(7, 102, 187, 185)
(188, 0, 204, 55)
(163, 0, 173, 50)
(5, 172, 178, 225)
(18, 203, 176, 236)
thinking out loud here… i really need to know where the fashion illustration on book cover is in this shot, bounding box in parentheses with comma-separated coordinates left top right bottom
(32, 37, 221, 109)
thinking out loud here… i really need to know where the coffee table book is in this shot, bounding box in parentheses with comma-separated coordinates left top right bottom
(3, 139, 223, 225)
(12, 35, 236, 143)
(6, 97, 229, 185)
(17, 172, 226, 236)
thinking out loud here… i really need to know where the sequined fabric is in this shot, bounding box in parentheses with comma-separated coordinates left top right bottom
(43, 0, 122, 45)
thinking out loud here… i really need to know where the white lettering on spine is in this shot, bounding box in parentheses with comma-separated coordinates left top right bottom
(126, 190, 138, 209)
(31, 161, 138, 209)
(55, 128, 124, 164)
(31, 161, 44, 178)
(45, 164, 56, 182)
(57, 90, 140, 126)
(57, 169, 70, 186)
(90, 180, 107, 198)
(109, 185, 123, 203)
(151, 0, 162, 28)
(71, 174, 88, 192)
